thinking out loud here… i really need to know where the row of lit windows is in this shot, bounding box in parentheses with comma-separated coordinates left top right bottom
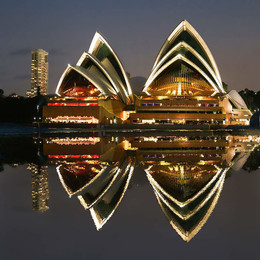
(140, 146, 225, 150)
(136, 110, 222, 114)
(48, 155, 99, 159)
(45, 116, 99, 124)
(141, 103, 219, 107)
(47, 103, 98, 107)
(133, 136, 228, 141)
(132, 119, 224, 125)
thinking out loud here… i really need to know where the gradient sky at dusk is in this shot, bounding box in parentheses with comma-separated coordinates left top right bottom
(1, 0, 260, 95)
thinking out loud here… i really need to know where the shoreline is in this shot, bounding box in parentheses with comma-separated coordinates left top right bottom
(0, 122, 259, 136)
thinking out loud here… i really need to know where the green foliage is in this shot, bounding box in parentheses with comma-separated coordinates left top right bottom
(242, 146, 260, 172)
(222, 82, 228, 92)
(0, 95, 47, 123)
(239, 89, 260, 113)
(0, 136, 41, 164)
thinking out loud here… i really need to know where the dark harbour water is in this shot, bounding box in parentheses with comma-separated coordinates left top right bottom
(0, 133, 259, 260)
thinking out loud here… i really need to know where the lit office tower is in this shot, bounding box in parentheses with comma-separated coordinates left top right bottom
(27, 163, 49, 212)
(27, 49, 48, 97)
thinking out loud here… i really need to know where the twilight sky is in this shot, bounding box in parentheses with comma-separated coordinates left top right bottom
(0, 0, 260, 95)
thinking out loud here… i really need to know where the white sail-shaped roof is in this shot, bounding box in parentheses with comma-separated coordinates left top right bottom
(55, 64, 115, 96)
(153, 20, 222, 84)
(228, 90, 249, 109)
(56, 32, 134, 104)
(143, 20, 225, 95)
(89, 32, 134, 103)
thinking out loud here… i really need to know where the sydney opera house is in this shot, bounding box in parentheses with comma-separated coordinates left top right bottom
(43, 20, 252, 127)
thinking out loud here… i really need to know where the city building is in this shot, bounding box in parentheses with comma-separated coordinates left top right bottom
(42, 21, 251, 127)
(27, 49, 48, 97)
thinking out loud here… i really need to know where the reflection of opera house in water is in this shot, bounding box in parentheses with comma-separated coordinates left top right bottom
(43, 20, 251, 127)
(45, 136, 135, 230)
(134, 135, 259, 241)
(43, 134, 259, 240)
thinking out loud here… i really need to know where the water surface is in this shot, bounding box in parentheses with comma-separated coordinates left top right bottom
(0, 133, 259, 259)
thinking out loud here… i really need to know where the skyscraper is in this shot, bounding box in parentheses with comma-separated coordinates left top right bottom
(27, 49, 48, 97)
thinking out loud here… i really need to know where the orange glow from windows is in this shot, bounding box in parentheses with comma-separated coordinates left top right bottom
(48, 103, 98, 106)
(48, 154, 99, 159)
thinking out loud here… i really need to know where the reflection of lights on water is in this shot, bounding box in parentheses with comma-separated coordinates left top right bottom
(47, 137, 100, 145)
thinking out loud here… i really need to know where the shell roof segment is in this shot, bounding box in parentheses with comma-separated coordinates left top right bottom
(154, 20, 222, 83)
(228, 90, 249, 109)
(89, 32, 134, 103)
(56, 32, 133, 104)
(145, 42, 223, 92)
(144, 20, 224, 95)
(56, 64, 113, 97)
(144, 54, 221, 96)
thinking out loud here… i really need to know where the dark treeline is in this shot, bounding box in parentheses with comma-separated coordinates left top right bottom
(0, 136, 43, 164)
(242, 145, 260, 172)
(0, 136, 47, 172)
(239, 89, 260, 113)
(0, 89, 46, 124)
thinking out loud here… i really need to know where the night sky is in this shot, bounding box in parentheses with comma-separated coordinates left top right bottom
(1, 0, 260, 95)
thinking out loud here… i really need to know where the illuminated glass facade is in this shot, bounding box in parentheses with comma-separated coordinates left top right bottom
(58, 70, 101, 97)
(27, 49, 48, 97)
(147, 62, 215, 96)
